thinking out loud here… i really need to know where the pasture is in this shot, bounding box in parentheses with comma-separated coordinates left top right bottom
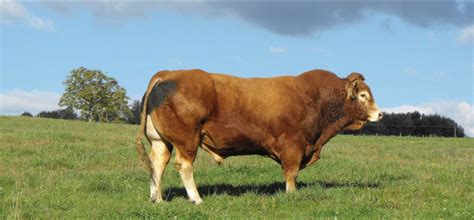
(1, 116, 473, 218)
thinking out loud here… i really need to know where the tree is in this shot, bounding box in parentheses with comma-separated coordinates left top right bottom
(59, 67, 131, 123)
(21, 112, 33, 117)
(127, 100, 142, 124)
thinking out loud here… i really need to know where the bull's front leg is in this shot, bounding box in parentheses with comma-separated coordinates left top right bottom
(282, 165, 299, 192)
(280, 144, 304, 192)
(306, 118, 352, 166)
(306, 132, 336, 166)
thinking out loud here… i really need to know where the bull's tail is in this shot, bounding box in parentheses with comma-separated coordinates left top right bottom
(135, 77, 162, 175)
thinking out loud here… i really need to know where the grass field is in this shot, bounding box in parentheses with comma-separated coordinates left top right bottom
(1, 116, 473, 219)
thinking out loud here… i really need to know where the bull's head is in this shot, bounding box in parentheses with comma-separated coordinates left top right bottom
(344, 72, 382, 130)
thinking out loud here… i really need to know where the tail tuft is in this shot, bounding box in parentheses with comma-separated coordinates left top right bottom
(135, 77, 162, 175)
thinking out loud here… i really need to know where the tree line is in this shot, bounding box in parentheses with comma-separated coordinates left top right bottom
(20, 67, 466, 138)
(21, 103, 140, 124)
(343, 111, 465, 137)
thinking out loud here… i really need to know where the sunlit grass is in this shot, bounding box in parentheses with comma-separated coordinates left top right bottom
(1, 116, 473, 218)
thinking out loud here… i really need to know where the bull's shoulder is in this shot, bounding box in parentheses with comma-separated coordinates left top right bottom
(207, 72, 240, 83)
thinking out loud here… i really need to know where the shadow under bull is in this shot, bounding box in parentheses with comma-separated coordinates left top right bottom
(163, 180, 381, 201)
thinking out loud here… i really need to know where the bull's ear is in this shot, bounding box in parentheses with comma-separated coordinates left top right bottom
(345, 72, 364, 100)
(347, 72, 365, 82)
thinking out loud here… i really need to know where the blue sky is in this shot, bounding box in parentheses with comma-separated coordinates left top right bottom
(1, 1, 473, 134)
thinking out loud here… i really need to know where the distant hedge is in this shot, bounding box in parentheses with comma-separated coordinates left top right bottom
(36, 107, 77, 120)
(343, 111, 465, 137)
(21, 112, 33, 117)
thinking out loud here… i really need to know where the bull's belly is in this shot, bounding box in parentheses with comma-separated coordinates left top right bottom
(201, 134, 269, 158)
(200, 124, 273, 159)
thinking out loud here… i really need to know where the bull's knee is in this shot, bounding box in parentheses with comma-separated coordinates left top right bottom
(174, 160, 182, 171)
(307, 154, 320, 166)
(177, 160, 193, 177)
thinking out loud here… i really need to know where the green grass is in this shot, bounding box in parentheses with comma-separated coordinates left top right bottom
(1, 116, 473, 219)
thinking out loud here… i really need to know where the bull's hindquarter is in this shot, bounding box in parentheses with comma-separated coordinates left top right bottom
(140, 69, 357, 203)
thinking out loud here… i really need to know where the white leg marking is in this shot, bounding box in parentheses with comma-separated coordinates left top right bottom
(149, 141, 171, 203)
(176, 152, 202, 205)
(284, 168, 298, 193)
(179, 161, 202, 205)
(286, 180, 296, 193)
(146, 115, 171, 203)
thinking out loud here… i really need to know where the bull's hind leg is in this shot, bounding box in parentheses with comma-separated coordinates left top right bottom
(146, 115, 172, 203)
(174, 140, 202, 204)
(149, 140, 172, 203)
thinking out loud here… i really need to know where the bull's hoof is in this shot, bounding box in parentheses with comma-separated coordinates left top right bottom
(192, 199, 203, 205)
(150, 195, 163, 203)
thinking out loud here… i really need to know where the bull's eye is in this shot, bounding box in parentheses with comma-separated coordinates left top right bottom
(359, 92, 370, 102)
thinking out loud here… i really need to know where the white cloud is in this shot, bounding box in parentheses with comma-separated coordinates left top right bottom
(383, 101, 474, 137)
(27, 16, 54, 31)
(269, 46, 287, 55)
(459, 25, 474, 45)
(0, 0, 55, 31)
(0, 89, 61, 115)
(0, 0, 26, 18)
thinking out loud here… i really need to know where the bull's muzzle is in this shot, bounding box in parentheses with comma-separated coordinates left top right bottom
(367, 105, 382, 122)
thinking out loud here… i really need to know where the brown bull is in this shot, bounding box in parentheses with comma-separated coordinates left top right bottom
(135, 69, 382, 204)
